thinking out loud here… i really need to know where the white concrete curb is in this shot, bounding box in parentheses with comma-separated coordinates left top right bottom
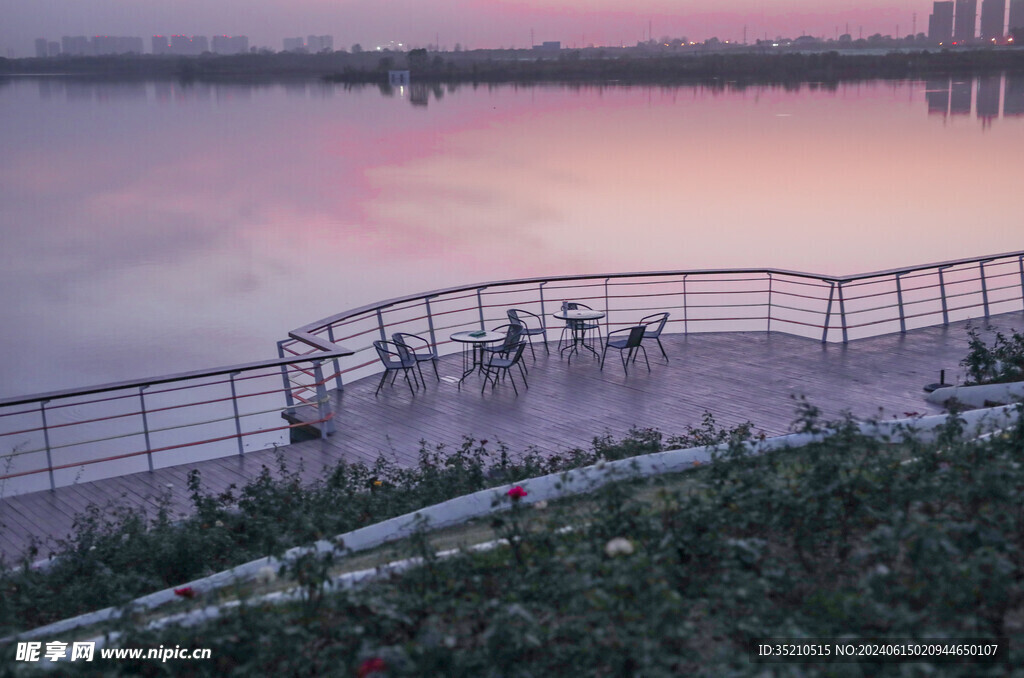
(925, 382, 1024, 408)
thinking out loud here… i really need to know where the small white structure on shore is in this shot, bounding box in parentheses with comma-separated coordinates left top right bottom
(388, 70, 410, 86)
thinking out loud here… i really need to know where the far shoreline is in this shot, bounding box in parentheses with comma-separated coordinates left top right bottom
(2, 47, 1023, 86)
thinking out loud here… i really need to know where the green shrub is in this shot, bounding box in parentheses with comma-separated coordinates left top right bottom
(961, 326, 1024, 385)
(0, 419, 745, 636)
(31, 407, 1022, 676)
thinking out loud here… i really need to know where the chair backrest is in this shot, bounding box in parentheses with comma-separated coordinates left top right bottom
(625, 325, 647, 348)
(502, 323, 524, 350)
(373, 340, 403, 366)
(508, 341, 528, 364)
(507, 309, 536, 329)
(390, 334, 414, 362)
(564, 302, 592, 311)
(641, 312, 669, 337)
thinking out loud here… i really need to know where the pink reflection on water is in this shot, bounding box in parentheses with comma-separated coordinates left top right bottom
(0, 78, 1022, 395)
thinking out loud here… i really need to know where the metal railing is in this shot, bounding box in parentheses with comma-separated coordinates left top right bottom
(279, 250, 1024, 398)
(4, 250, 1021, 496)
(0, 351, 350, 495)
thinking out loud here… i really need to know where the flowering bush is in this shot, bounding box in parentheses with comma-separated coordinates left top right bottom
(1, 423, 738, 636)
(45, 407, 1022, 676)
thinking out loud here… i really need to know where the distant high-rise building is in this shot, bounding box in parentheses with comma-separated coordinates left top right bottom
(152, 36, 169, 55)
(34, 38, 47, 57)
(955, 0, 978, 39)
(47, 41, 60, 56)
(211, 35, 249, 54)
(929, 1, 955, 41)
(980, 0, 1006, 38)
(1010, 0, 1024, 31)
(61, 36, 92, 56)
(306, 35, 334, 52)
(283, 37, 305, 52)
(167, 35, 207, 55)
(91, 36, 143, 54)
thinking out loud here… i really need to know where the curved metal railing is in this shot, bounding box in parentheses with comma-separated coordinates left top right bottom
(3, 250, 1022, 495)
(279, 250, 1024, 400)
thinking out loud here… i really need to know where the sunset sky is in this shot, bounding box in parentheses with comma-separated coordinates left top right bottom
(5, 0, 930, 56)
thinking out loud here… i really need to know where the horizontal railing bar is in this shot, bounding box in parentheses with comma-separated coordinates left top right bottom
(0, 350, 352, 409)
(289, 251, 1024, 339)
(0, 415, 332, 482)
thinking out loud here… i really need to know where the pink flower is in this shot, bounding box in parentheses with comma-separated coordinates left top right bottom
(357, 657, 387, 677)
(507, 485, 527, 500)
(173, 586, 196, 599)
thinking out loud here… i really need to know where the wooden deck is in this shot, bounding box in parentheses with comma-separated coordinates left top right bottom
(2, 313, 1021, 564)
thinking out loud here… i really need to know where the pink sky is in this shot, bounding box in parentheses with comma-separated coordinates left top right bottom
(5, 0, 929, 56)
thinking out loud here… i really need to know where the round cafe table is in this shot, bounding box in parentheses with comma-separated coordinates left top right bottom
(552, 309, 605, 363)
(450, 330, 505, 387)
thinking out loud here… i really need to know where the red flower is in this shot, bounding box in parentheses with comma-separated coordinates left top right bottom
(357, 657, 387, 677)
(507, 485, 527, 500)
(173, 586, 196, 599)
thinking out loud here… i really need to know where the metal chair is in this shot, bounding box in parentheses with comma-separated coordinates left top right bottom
(558, 302, 603, 352)
(481, 341, 529, 395)
(392, 332, 440, 383)
(600, 325, 650, 374)
(640, 312, 670, 362)
(507, 309, 549, 357)
(372, 340, 419, 396)
(483, 323, 525, 366)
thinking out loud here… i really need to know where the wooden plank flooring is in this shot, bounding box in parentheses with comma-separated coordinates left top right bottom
(2, 313, 1021, 564)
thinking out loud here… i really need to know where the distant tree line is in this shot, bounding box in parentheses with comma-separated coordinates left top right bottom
(2, 48, 1023, 85)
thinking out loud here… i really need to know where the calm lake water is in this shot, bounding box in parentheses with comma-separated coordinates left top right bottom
(1, 75, 1022, 399)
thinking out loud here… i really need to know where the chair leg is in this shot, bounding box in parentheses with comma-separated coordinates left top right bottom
(600, 345, 609, 370)
(504, 368, 518, 395)
(526, 334, 536, 360)
(415, 362, 426, 387)
(656, 337, 668, 361)
(640, 345, 650, 372)
(431, 359, 440, 381)
(403, 368, 416, 395)
(517, 361, 528, 386)
(375, 370, 389, 396)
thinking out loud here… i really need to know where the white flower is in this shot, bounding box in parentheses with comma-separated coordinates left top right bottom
(214, 520, 224, 528)
(533, 500, 548, 510)
(604, 537, 634, 557)
(256, 566, 277, 585)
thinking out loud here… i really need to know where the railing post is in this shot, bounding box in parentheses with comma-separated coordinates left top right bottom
(313, 360, 333, 438)
(376, 309, 388, 343)
(326, 325, 344, 392)
(229, 372, 245, 456)
(278, 340, 296, 414)
(539, 282, 549, 343)
(1019, 255, 1024, 310)
(425, 296, 438, 353)
(682, 274, 689, 335)
(476, 287, 486, 330)
(822, 282, 835, 343)
(938, 266, 950, 326)
(138, 385, 154, 473)
(895, 273, 906, 334)
(837, 281, 849, 344)
(604, 278, 611, 336)
(980, 259, 990, 318)
(40, 401, 55, 492)
(766, 272, 773, 334)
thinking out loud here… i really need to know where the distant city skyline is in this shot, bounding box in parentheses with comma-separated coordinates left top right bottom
(3, 0, 950, 58)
